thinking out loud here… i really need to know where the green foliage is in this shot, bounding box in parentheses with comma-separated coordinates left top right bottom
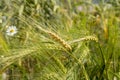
(0, 0, 120, 80)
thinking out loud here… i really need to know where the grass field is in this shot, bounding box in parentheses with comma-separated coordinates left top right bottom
(0, 0, 120, 80)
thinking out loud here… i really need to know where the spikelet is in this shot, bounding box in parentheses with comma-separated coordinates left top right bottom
(69, 36, 98, 44)
(47, 31, 72, 51)
(84, 36, 98, 42)
(36, 25, 72, 51)
(46, 44, 62, 50)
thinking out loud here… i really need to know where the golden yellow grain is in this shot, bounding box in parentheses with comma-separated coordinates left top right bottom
(47, 31, 72, 51)
(36, 25, 72, 51)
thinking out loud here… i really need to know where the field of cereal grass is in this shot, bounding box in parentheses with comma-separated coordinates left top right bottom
(0, 0, 120, 80)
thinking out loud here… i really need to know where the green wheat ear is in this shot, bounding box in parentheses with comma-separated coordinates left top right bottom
(47, 31, 72, 51)
(68, 36, 98, 44)
(84, 36, 98, 42)
(36, 26, 72, 51)
(19, 16, 72, 51)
